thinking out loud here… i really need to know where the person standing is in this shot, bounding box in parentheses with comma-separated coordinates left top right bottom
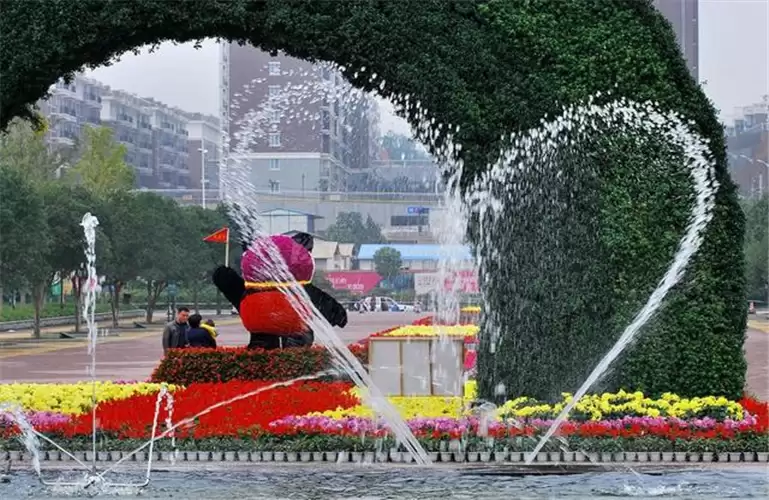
(186, 314, 217, 349)
(162, 306, 190, 354)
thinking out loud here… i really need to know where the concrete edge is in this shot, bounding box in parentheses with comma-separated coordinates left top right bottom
(0, 310, 146, 331)
(4, 450, 768, 464)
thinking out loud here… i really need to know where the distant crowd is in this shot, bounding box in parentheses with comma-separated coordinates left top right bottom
(161, 307, 218, 354)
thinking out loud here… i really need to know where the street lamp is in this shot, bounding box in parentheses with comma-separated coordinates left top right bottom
(198, 147, 208, 209)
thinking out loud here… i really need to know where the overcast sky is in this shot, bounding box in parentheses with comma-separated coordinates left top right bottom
(87, 0, 768, 135)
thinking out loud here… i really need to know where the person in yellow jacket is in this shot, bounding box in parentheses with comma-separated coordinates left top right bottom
(200, 319, 218, 342)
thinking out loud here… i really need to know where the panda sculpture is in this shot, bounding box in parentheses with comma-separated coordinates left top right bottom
(212, 232, 347, 349)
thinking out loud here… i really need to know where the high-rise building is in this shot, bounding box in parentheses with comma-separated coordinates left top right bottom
(727, 96, 769, 198)
(222, 43, 376, 194)
(653, 0, 699, 80)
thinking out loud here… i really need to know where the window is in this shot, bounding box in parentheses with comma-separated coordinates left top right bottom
(268, 61, 281, 76)
(390, 215, 429, 227)
(269, 159, 280, 171)
(321, 134, 330, 154)
(269, 180, 280, 193)
(269, 108, 280, 123)
(269, 132, 281, 147)
(268, 85, 281, 97)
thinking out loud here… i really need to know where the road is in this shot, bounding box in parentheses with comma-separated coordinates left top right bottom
(0, 313, 766, 402)
(0, 312, 422, 383)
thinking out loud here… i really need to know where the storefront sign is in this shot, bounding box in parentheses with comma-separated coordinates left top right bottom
(414, 270, 479, 295)
(325, 271, 382, 294)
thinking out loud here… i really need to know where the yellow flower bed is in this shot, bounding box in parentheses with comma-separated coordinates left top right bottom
(460, 306, 481, 313)
(380, 325, 479, 337)
(310, 381, 744, 422)
(0, 382, 178, 415)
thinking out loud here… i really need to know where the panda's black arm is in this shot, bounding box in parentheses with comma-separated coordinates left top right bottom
(303, 284, 348, 328)
(212, 265, 246, 310)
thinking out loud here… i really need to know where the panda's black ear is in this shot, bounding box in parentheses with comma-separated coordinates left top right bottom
(241, 241, 249, 252)
(292, 232, 314, 251)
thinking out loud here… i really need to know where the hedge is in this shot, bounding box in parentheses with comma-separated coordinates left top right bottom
(150, 345, 369, 385)
(0, 0, 745, 400)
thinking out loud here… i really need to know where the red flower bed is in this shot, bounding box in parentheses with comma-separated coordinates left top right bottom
(151, 344, 368, 385)
(48, 381, 357, 439)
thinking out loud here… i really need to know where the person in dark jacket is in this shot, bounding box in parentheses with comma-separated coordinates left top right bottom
(186, 313, 217, 349)
(162, 306, 190, 354)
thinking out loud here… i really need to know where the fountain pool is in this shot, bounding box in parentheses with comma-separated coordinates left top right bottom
(1, 464, 766, 499)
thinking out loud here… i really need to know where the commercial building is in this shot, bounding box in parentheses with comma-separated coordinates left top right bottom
(357, 244, 473, 272)
(222, 43, 378, 194)
(653, 0, 699, 80)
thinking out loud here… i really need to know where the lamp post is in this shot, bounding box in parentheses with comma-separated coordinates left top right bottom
(198, 147, 208, 209)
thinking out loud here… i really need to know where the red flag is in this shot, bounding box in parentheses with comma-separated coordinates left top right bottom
(203, 227, 229, 244)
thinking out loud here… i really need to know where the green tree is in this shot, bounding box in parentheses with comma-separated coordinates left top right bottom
(0, 118, 61, 184)
(38, 183, 99, 332)
(325, 212, 384, 248)
(66, 126, 134, 196)
(0, 168, 49, 330)
(373, 247, 402, 282)
(742, 196, 768, 302)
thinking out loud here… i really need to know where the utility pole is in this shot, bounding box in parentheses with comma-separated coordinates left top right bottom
(199, 147, 208, 209)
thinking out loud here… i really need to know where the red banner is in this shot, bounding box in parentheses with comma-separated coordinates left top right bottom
(325, 271, 382, 294)
(203, 227, 229, 244)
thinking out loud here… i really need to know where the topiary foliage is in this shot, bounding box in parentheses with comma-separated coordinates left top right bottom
(0, 0, 746, 399)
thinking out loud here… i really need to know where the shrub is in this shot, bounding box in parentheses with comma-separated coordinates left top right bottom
(150, 345, 369, 385)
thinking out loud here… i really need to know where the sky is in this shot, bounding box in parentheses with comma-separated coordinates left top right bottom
(86, 0, 768, 134)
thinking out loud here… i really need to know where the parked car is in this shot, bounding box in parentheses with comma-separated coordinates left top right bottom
(357, 296, 414, 312)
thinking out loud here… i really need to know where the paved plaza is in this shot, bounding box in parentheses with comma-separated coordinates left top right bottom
(0, 312, 766, 401)
(0, 312, 421, 383)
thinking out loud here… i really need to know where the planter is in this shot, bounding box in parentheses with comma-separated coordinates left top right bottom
(728, 452, 742, 463)
(237, 451, 250, 462)
(335, 451, 349, 463)
(46, 451, 60, 461)
(674, 452, 687, 463)
(363, 452, 375, 464)
(549, 452, 562, 463)
(224, 452, 236, 462)
(718, 453, 729, 463)
(661, 452, 674, 462)
(493, 451, 507, 463)
(585, 452, 599, 463)
(600, 452, 613, 463)
(467, 452, 480, 463)
(110, 451, 123, 462)
(60, 452, 72, 462)
(299, 452, 312, 463)
(742, 452, 756, 462)
(135, 452, 147, 462)
(448, 440, 462, 452)
(196, 451, 209, 462)
(313, 452, 325, 462)
(479, 452, 492, 463)
(285, 452, 298, 463)
(85, 451, 95, 462)
(757, 452, 769, 462)
(185, 451, 197, 462)
(636, 452, 649, 463)
(612, 452, 625, 462)
(509, 452, 523, 463)
(648, 452, 662, 463)
(439, 452, 454, 463)
(273, 452, 285, 462)
(160, 452, 173, 462)
(572, 451, 587, 463)
(253, 451, 264, 462)
(454, 451, 466, 463)
(389, 449, 401, 463)
(375, 451, 388, 463)
(210, 452, 223, 461)
(561, 452, 574, 462)
(701, 452, 714, 462)
(624, 452, 637, 462)
(325, 452, 338, 463)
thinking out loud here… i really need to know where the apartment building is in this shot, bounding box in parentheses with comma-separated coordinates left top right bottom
(223, 43, 377, 194)
(38, 75, 104, 148)
(727, 96, 769, 198)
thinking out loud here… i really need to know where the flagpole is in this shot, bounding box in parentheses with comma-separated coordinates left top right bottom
(224, 228, 230, 267)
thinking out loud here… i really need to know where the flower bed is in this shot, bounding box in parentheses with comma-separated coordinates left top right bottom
(0, 381, 175, 414)
(150, 344, 368, 385)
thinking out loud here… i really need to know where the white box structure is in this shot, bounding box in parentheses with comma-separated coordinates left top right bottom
(368, 337, 465, 397)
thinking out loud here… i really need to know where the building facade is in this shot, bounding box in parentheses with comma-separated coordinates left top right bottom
(223, 43, 377, 195)
(184, 112, 221, 205)
(38, 75, 104, 149)
(727, 96, 769, 198)
(653, 0, 699, 80)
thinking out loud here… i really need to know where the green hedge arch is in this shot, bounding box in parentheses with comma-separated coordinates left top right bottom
(0, 0, 746, 400)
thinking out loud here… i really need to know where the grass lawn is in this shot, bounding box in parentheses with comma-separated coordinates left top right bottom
(0, 302, 113, 323)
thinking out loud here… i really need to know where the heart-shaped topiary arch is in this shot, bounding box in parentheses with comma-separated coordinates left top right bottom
(0, 0, 746, 400)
